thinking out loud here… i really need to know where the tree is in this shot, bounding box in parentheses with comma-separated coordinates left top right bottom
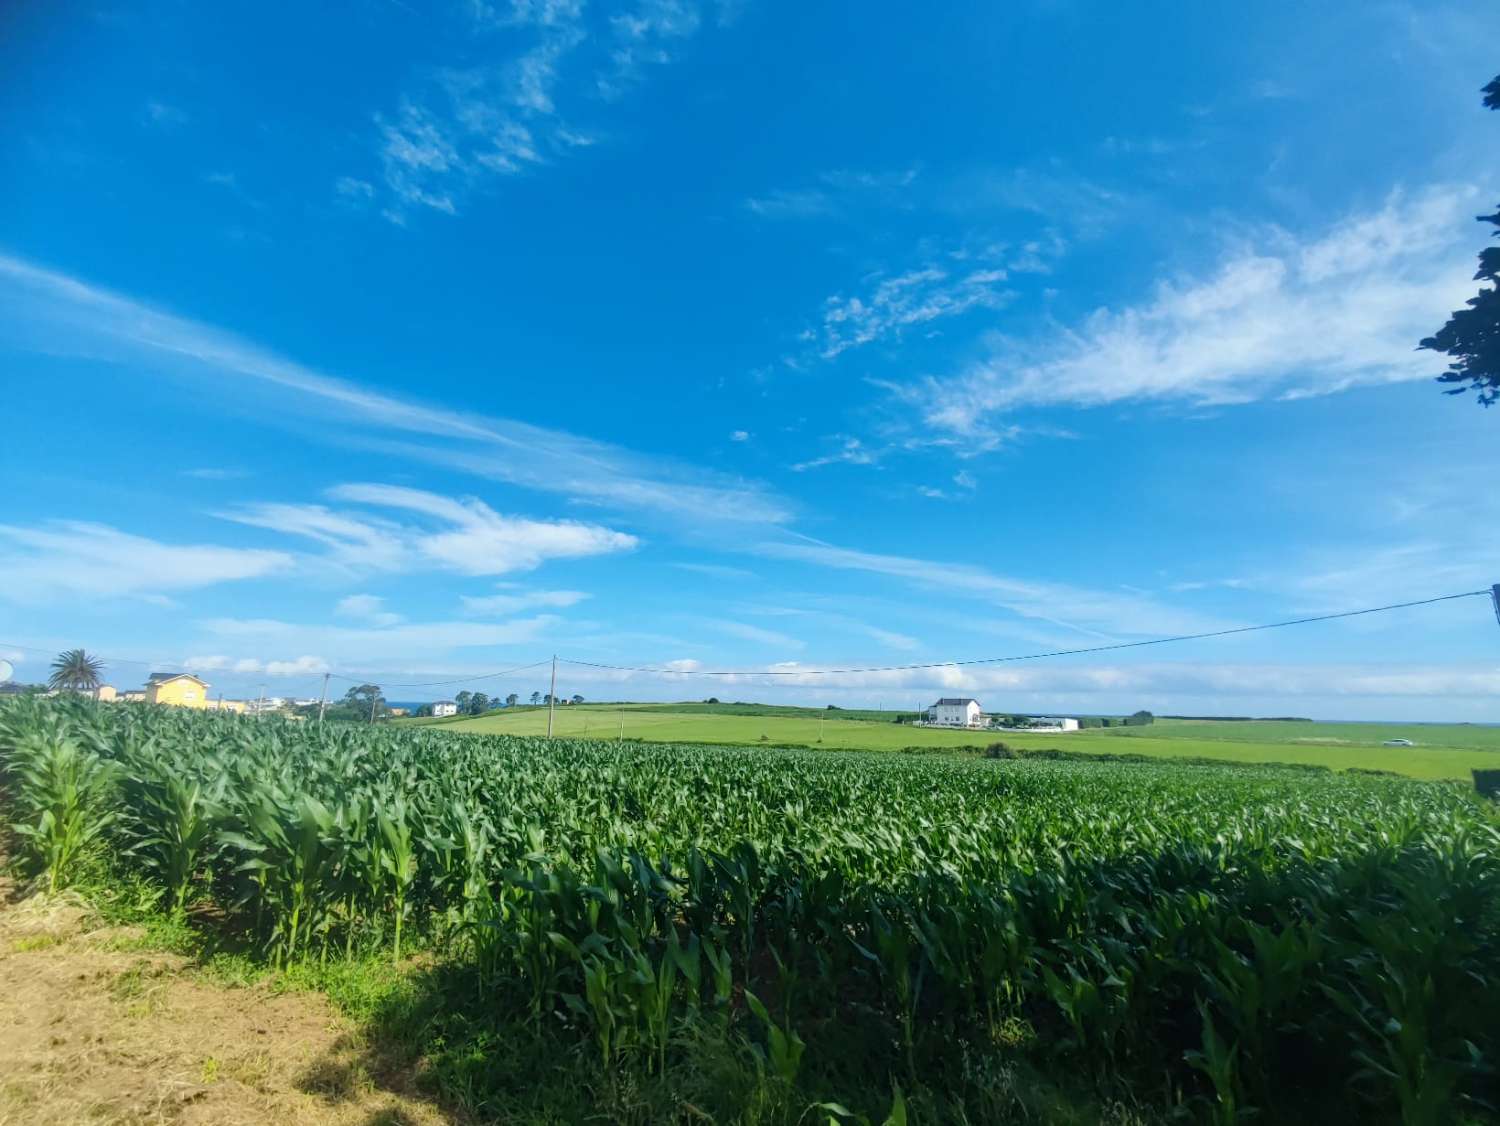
(1420, 74, 1500, 406)
(530, 691, 542, 706)
(469, 692, 490, 716)
(505, 693, 519, 708)
(455, 690, 473, 712)
(571, 694, 584, 705)
(343, 684, 385, 722)
(48, 649, 104, 695)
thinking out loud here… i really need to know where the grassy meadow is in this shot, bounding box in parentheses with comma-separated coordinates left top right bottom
(421, 704, 1500, 780)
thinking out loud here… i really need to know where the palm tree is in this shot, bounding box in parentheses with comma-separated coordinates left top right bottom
(48, 649, 104, 695)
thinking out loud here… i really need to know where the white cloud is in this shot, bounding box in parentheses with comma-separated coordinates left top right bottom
(791, 437, 879, 473)
(182, 467, 250, 481)
(335, 594, 404, 627)
(0, 521, 291, 604)
(729, 429, 750, 442)
(364, 0, 723, 219)
(329, 482, 637, 573)
(334, 176, 376, 201)
(817, 266, 1015, 360)
(672, 561, 756, 581)
(265, 655, 331, 677)
(908, 185, 1483, 442)
(185, 653, 330, 678)
(708, 619, 804, 650)
(218, 503, 408, 571)
(745, 167, 919, 221)
(219, 485, 635, 577)
(143, 99, 187, 128)
(0, 253, 792, 530)
(461, 588, 590, 615)
(744, 188, 835, 219)
(600, 0, 702, 97)
(756, 538, 1229, 638)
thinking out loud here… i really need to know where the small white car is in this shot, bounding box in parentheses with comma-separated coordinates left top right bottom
(1382, 738, 1415, 747)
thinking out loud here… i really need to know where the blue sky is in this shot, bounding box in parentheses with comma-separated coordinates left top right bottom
(2, 0, 1498, 718)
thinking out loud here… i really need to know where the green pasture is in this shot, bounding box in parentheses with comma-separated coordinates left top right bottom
(426, 705, 1500, 780)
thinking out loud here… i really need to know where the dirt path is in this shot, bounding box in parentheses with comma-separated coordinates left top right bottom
(0, 884, 454, 1126)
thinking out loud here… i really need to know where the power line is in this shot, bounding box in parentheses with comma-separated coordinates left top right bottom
(560, 589, 1494, 679)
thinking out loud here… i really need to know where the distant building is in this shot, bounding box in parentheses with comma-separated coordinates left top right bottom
(145, 673, 212, 709)
(1030, 717, 1080, 733)
(927, 698, 984, 728)
(96, 685, 118, 702)
(213, 699, 248, 715)
(119, 690, 146, 703)
(432, 700, 459, 718)
(388, 707, 409, 717)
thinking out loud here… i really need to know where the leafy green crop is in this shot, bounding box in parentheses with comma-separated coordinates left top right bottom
(2, 694, 1497, 1123)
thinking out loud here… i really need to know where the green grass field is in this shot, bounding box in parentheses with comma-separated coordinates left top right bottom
(420, 704, 1500, 780)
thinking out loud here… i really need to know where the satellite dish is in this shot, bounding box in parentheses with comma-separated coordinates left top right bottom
(0, 660, 13, 683)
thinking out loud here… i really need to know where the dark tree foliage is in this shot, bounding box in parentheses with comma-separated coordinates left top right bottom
(1420, 75, 1500, 406)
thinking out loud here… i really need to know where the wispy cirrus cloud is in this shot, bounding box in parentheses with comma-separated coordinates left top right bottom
(363, 0, 730, 221)
(815, 265, 1016, 361)
(220, 483, 637, 577)
(0, 253, 792, 530)
(335, 593, 404, 627)
(461, 587, 591, 615)
(705, 618, 805, 650)
(790, 436, 880, 473)
(744, 167, 919, 220)
(0, 521, 291, 603)
(900, 185, 1483, 447)
(755, 537, 1231, 639)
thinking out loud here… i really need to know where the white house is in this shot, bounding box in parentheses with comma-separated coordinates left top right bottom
(431, 700, 459, 718)
(927, 698, 984, 728)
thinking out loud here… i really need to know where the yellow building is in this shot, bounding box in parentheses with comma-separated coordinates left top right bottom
(96, 685, 118, 702)
(144, 673, 212, 709)
(213, 699, 248, 715)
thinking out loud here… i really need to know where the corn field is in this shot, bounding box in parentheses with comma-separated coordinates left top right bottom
(2, 695, 1498, 1123)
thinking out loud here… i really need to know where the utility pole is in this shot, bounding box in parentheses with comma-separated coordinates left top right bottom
(619, 713, 625, 740)
(547, 655, 557, 738)
(317, 672, 330, 724)
(369, 686, 379, 724)
(1492, 584, 1500, 628)
(257, 683, 266, 720)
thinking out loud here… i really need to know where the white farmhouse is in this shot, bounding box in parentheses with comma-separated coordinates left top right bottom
(927, 697, 984, 728)
(431, 700, 459, 718)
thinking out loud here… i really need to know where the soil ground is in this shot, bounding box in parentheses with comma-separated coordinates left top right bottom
(0, 874, 454, 1126)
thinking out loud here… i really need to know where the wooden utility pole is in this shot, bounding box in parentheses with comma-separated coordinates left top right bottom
(547, 655, 557, 738)
(1491, 584, 1500, 628)
(317, 672, 330, 724)
(369, 686, 379, 724)
(257, 684, 266, 720)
